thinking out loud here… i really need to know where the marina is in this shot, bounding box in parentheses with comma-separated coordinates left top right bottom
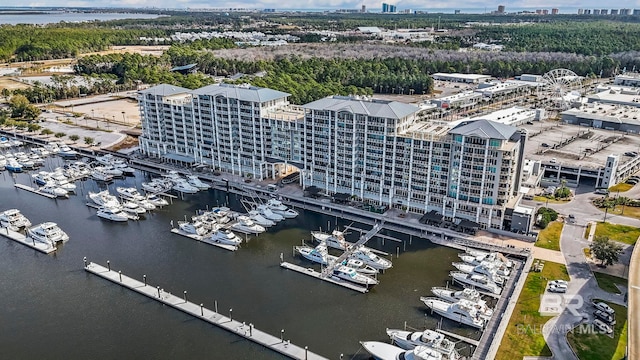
(0, 226, 56, 254)
(170, 228, 238, 251)
(14, 183, 58, 199)
(84, 261, 328, 360)
(279, 262, 369, 293)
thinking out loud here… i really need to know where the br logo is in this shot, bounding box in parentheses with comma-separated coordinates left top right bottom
(539, 294, 584, 316)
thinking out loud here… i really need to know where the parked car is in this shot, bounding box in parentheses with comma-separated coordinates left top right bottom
(541, 143, 550, 148)
(593, 301, 615, 315)
(548, 284, 568, 293)
(626, 179, 638, 185)
(594, 310, 616, 325)
(593, 319, 613, 334)
(567, 214, 575, 223)
(594, 188, 609, 195)
(549, 280, 569, 287)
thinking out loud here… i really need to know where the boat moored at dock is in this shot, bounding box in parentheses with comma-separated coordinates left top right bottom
(27, 222, 69, 245)
(0, 209, 32, 231)
(449, 271, 502, 295)
(386, 328, 461, 359)
(421, 297, 486, 329)
(361, 341, 443, 360)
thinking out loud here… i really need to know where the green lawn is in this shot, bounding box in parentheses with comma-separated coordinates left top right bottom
(533, 195, 570, 204)
(593, 272, 628, 294)
(567, 301, 628, 360)
(584, 223, 592, 239)
(496, 261, 570, 360)
(594, 222, 640, 245)
(609, 183, 633, 192)
(535, 221, 563, 251)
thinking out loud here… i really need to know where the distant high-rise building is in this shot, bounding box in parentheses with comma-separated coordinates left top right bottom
(578, 8, 584, 15)
(634, 9, 640, 15)
(382, 3, 389, 12)
(361, 4, 366, 12)
(536, 9, 542, 14)
(610, 9, 619, 15)
(542, 9, 549, 15)
(551, 8, 559, 14)
(497, 5, 505, 13)
(454, 10, 461, 14)
(584, 9, 591, 14)
(620, 8, 631, 15)
(601, 9, 608, 15)
(389, 4, 397, 12)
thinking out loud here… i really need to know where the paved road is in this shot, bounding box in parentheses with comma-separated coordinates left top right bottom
(629, 246, 640, 360)
(543, 222, 628, 360)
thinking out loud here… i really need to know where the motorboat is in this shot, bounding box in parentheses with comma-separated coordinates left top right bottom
(46, 172, 76, 192)
(28, 153, 44, 166)
(113, 163, 136, 176)
(427, 288, 493, 320)
(350, 246, 392, 270)
(32, 171, 51, 186)
(15, 153, 35, 169)
(5, 158, 22, 172)
(0, 209, 32, 230)
(116, 187, 146, 201)
(88, 190, 121, 208)
(209, 226, 242, 246)
(272, 207, 298, 219)
(0, 137, 11, 148)
(256, 204, 284, 222)
(96, 206, 130, 222)
(450, 271, 502, 295)
(135, 199, 156, 211)
(178, 220, 209, 236)
(386, 329, 461, 359)
(266, 198, 288, 211)
(172, 179, 198, 194)
(0, 155, 6, 170)
(58, 145, 78, 158)
(464, 250, 513, 268)
(91, 168, 114, 182)
(361, 342, 443, 360)
(31, 147, 51, 157)
(27, 222, 69, 245)
(145, 194, 169, 207)
(96, 166, 123, 177)
(121, 201, 146, 215)
(208, 207, 232, 224)
(39, 183, 68, 198)
(95, 154, 123, 166)
(231, 216, 266, 234)
(452, 262, 505, 285)
(421, 297, 486, 329)
(186, 175, 210, 190)
(311, 230, 376, 253)
(295, 242, 337, 265)
(247, 210, 275, 227)
(141, 179, 170, 193)
(332, 265, 378, 286)
(458, 254, 511, 277)
(341, 258, 378, 275)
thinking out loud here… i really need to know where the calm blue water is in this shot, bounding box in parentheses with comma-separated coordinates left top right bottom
(0, 155, 472, 359)
(0, 12, 163, 25)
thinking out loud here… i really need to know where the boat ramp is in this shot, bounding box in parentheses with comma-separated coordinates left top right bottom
(84, 260, 328, 360)
(0, 227, 56, 254)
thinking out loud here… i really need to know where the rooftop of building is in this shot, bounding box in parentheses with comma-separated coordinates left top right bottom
(452, 106, 535, 127)
(450, 119, 520, 140)
(586, 89, 640, 106)
(519, 121, 640, 169)
(563, 103, 640, 124)
(191, 83, 290, 103)
(262, 105, 305, 122)
(432, 73, 493, 80)
(615, 73, 640, 80)
(433, 90, 481, 102)
(139, 84, 191, 97)
(303, 95, 419, 120)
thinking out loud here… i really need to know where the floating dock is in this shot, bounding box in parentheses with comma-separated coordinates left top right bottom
(0, 227, 56, 254)
(280, 262, 368, 293)
(14, 184, 57, 199)
(435, 329, 480, 347)
(84, 261, 327, 360)
(170, 228, 238, 251)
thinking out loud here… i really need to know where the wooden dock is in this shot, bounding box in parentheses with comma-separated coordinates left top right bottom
(280, 262, 368, 293)
(170, 228, 238, 251)
(436, 329, 480, 347)
(0, 227, 56, 254)
(14, 184, 57, 199)
(84, 261, 328, 360)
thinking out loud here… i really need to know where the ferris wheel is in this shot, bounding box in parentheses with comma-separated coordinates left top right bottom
(541, 68, 583, 110)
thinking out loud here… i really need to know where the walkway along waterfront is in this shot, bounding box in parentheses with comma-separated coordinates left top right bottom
(84, 260, 328, 360)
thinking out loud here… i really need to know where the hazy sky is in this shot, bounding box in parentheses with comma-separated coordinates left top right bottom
(22, 1, 639, 10)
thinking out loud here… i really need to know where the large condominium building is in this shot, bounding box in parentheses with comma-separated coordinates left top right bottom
(139, 84, 526, 229)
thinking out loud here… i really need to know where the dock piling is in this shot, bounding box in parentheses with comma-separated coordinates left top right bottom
(157, 286, 160, 298)
(305, 346, 308, 359)
(200, 303, 204, 316)
(249, 323, 253, 336)
(215, 300, 218, 313)
(83, 257, 87, 267)
(396, 247, 400, 258)
(281, 329, 285, 343)
(107, 260, 110, 271)
(183, 291, 188, 303)
(118, 271, 122, 282)
(229, 308, 233, 321)
(143, 275, 147, 286)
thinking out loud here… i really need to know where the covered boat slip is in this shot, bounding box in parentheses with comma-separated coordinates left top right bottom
(84, 261, 328, 360)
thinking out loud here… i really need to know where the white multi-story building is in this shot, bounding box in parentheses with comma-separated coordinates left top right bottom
(139, 85, 526, 229)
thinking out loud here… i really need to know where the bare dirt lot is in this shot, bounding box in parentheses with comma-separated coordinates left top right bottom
(80, 45, 169, 57)
(59, 98, 141, 126)
(0, 77, 30, 91)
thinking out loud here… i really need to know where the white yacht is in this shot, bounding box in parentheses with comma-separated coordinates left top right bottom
(96, 207, 129, 222)
(209, 226, 242, 246)
(247, 210, 275, 227)
(177, 220, 209, 236)
(386, 329, 461, 359)
(116, 187, 146, 201)
(311, 229, 377, 253)
(186, 175, 210, 190)
(145, 194, 169, 207)
(452, 262, 505, 285)
(342, 258, 378, 275)
(39, 183, 68, 197)
(32, 171, 51, 186)
(5, 158, 23, 172)
(361, 342, 443, 360)
(27, 222, 69, 245)
(450, 271, 502, 295)
(88, 190, 121, 208)
(48, 172, 77, 192)
(295, 242, 337, 265)
(350, 246, 392, 270)
(427, 288, 493, 320)
(458, 254, 511, 276)
(464, 250, 513, 268)
(96, 154, 121, 166)
(91, 168, 114, 182)
(266, 198, 298, 218)
(208, 207, 232, 224)
(135, 199, 156, 211)
(141, 179, 170, 193)
(332, 265, 378, 286)
(96, 165, 123, 177)
(421, 297, 486, 329)
(266, 198, 288, 211)
(0, 209, 32, 230)
(256, 204, 284, 222)
(58, 145, 78, 158)
(172, 179, 198, 194)
(121, 201, 146, 215)
(0, 154, 6, 170)
(231, 216, 266, 234)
